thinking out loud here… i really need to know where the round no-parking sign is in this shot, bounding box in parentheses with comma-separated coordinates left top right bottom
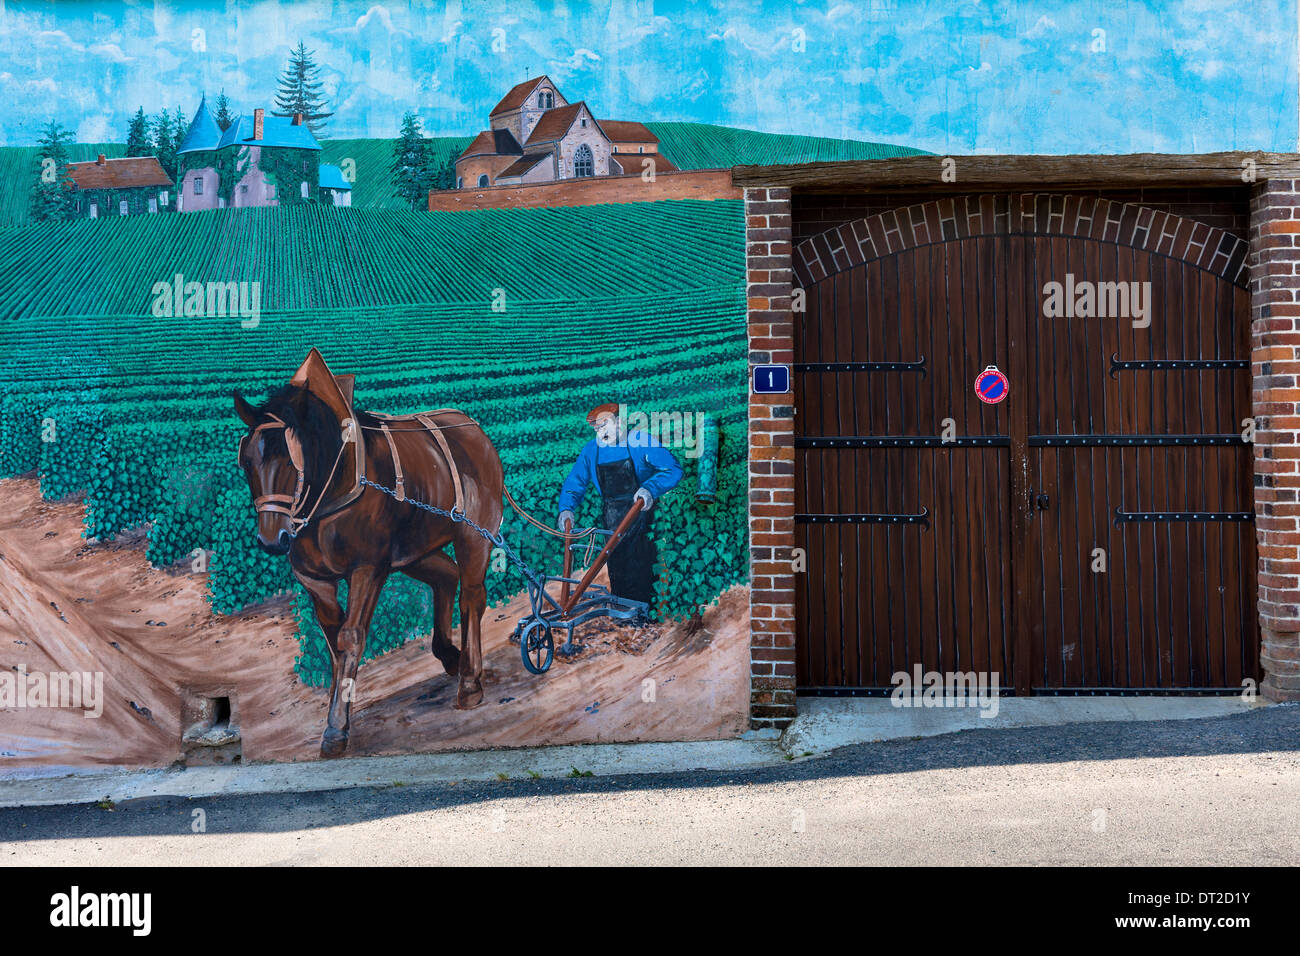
(975, 365, 1009, 405)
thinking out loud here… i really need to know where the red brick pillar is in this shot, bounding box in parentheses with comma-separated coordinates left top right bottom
(745, 187, 798, 729)
(1250, 178, 1300, 701)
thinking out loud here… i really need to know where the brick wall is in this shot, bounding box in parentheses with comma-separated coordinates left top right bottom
(1249, 178, 1300, 702)
(795, 187, 1251, 243)
(745, 186, 798, 729)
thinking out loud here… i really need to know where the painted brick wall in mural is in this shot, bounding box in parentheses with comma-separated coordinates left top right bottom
(0, 0, 1296, 769)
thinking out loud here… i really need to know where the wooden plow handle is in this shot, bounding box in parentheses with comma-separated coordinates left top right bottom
(560, 516, 574, 606)
(560, 499, 645, 617)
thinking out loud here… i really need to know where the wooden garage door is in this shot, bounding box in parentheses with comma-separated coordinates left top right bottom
(792, 193, 1259, 694)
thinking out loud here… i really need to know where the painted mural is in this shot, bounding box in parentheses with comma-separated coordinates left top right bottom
(1, 0, 1296, 771)
(0, 193, 755, 766)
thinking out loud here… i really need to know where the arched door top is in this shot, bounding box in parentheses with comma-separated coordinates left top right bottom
(792, 193, 1249, 289)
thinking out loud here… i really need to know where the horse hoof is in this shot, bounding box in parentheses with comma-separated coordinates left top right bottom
(455, 685, 483, 709)
(320, 728, 349, 758)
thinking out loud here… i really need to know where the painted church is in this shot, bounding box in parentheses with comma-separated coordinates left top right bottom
(454, 76, 677, 189)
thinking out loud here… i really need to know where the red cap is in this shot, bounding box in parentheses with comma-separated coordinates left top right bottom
(586, 403, 619, 424)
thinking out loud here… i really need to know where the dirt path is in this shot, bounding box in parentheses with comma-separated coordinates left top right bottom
(0, 478, 749, 772)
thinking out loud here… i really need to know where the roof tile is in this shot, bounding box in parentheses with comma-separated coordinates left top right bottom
(497, 152, 553, 178)
(490, 76, 550, 116)
(216, 114, 321, 151)
(526, 102, 600, 145)
(601, 120, 658, 144)
(67, 156, 173, 190)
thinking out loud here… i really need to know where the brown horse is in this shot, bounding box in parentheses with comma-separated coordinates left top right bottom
(234, 349, 503, 757)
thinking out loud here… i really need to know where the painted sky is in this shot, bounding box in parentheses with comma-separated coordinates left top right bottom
(0, 0, 1294, 152)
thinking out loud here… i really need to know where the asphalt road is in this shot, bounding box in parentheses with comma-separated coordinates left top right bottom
(2, 705, 1297, 866)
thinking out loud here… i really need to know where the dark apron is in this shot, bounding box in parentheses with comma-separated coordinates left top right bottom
(596, 446, 656, 606)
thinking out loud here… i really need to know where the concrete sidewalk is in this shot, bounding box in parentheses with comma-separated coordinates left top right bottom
(780, 694, 1263, 754)
(0, 695, 1265, 808)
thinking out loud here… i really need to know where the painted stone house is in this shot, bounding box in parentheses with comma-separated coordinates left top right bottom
(454, 75, 677, 189)
(175, 96, 353, 210)
(65, 154, 173, 218)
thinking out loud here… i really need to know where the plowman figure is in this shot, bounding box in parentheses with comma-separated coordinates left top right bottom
(557, 403, 683, 608)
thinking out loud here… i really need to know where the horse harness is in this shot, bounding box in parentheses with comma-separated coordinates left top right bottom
(248, 409, 472, 536)
(370, 412, 466, 516)
(247, 401, 603, 599)
(246, 414, 317, 532)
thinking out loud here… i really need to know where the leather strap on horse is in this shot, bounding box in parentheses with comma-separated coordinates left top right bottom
(246, 414, 349, 534)
(249, 416, 306, 517)
(418, 413, 464, 515)
(379, 423, 405, 502)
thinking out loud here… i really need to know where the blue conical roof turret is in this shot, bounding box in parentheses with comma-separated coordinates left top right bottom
(177, 93, 222, 154)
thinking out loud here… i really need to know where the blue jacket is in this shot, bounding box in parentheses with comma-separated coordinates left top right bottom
(558, 430, 684, 514)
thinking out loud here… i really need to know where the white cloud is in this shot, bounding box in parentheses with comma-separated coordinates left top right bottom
(151, 47, 182, 74)
(77, 114, 112, 142)
(1024, 15, 1057, 39)
(609, 15, 671, 47)
(1187, 59, 1226, 81)
(0, 72, 57, 96)
(332, 5, 411, 39)
(89, 43, 132, 63)
(550, 47, 602, 73)
(440, 20, 463, 44)
(705, 20, 790, 55)
(34, 29, 80, 49)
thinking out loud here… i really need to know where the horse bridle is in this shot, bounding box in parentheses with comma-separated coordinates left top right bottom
(243, 414, 352, 538)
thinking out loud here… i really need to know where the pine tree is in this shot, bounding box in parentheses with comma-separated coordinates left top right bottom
(152, 108, 179, 183)
(28, 121, 75, 222)
(125, 107, 151, 157)
(214, 90, 233, 132)
(425, 149, 456, 192)
(432, 148, 459, 191)
(151, 109, 172, 153)
(273, 41, 334, 134)
(391, 111, 431, 210)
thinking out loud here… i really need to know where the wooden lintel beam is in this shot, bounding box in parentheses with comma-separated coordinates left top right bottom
(732, 152, 1300, 191)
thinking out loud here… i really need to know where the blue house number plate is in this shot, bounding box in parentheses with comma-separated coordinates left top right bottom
(753, 365, 791, 394)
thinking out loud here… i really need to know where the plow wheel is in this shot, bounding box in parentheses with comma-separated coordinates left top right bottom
(520, 619, 554, 674)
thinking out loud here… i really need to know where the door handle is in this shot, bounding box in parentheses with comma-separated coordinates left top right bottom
(1036, 493, 1050, 511)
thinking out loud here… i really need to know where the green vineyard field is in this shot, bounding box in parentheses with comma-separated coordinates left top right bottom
(644, 121, 926, 169)
(0, 199, 750, 685)
(0, 201, 744, 320)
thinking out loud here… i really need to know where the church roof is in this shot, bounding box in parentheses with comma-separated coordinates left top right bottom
(610, 152, 679, 174)
(497, 152, 553, 178)
(459, 128, 523, 160)
(601, 120, 659, 144)
(525, 102, 606, 146)
(489, 75, 553, 116)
